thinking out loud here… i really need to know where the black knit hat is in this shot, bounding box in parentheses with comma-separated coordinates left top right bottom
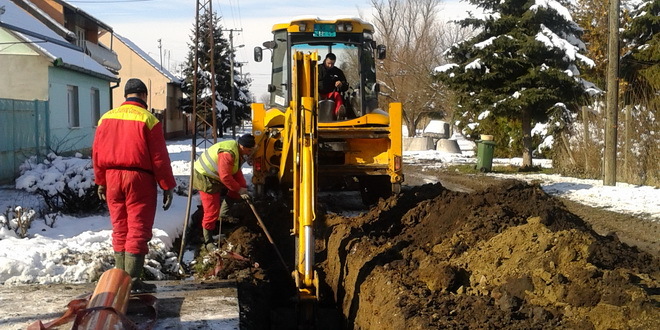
(238, 134, 256, 148)
(124, 78, 148, 97)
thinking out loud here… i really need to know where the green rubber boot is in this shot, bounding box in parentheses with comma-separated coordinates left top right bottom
(203, 228, 217, 251)
(114, 251, 125, 270)
(125, 253, 156, 294)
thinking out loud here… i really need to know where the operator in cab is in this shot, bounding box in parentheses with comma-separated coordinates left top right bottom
(318, 53, 349, 119)
(192, 134, 255, 251)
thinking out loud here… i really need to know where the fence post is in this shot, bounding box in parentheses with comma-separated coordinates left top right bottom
(34, 99, 41, 163)
(45, 100, 50, 156)
(582, 105, 589, 170)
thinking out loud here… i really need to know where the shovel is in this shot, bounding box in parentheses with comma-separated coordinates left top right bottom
(242, 195, 289, 273)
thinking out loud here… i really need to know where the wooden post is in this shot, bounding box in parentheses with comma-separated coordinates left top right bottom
(603, 0, 620, 186)
(582, 105, 590, 170)
(624, 105, 630, 179)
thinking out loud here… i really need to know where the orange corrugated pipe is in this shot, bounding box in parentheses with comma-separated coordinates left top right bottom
(77, 268, 132, 329)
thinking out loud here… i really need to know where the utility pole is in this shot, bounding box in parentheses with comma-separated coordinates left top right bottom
(604, 0, 620, 186)
(237, 61, 248, 77)
(157, 38, 162, 70)
(223, 28, 243, 139)
(179, 0, 217, 270)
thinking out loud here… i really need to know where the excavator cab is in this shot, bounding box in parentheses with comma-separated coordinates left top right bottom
(252, 18, 403, 204)
(254, 23, 386, 121)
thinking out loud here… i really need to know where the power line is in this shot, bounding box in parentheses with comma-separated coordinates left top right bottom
(216, 0, 247, 62)
(68, 0, 155, 3)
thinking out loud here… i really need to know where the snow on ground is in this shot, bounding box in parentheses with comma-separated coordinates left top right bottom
(489, 172, 660, 220)
(0, 137, 658, 287)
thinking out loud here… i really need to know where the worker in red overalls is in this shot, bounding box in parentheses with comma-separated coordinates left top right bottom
(192, 134, 255, 251)
(318, 53, 349, 119)
(93, 78, 176, 294)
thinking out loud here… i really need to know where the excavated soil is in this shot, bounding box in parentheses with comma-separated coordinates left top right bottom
(217, 174, 659, 329)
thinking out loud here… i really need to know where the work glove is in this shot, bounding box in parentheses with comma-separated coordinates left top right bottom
(163, 189, 173, 211)
(243, 155, 254, 166)
(241, 193, 251, 201)
(97, 185, 106, 201)
(238, 187, 250, 201)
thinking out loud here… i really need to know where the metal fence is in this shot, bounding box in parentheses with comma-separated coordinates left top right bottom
(0, 98, 49, 185)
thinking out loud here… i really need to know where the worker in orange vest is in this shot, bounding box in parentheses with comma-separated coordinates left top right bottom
(192, 134, 255, 251)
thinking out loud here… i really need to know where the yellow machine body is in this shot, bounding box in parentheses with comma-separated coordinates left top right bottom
(251, 17, 404, 302)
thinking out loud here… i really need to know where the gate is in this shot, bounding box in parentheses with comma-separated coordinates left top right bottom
(0, 98, 50, 184)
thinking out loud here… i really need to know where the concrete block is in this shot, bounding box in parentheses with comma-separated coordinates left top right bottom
(436, 139, 462, 153)
(404, 137, 435, 151)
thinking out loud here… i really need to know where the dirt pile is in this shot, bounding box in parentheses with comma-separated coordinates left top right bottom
(318, 180, 660, 329)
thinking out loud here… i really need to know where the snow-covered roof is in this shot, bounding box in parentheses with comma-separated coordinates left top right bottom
(113, 33, 182, 84)
(50, 0, 113, 32)
(10, 0, 76, 41)
(0, 0, 116, 81)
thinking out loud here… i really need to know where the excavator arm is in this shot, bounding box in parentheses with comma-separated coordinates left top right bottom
(288, 51, 319, 301)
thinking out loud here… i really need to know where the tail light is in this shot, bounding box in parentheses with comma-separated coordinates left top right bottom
(254, 157, 263, 172)
(394, 155, 402, 171)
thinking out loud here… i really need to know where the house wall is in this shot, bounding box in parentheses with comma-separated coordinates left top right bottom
(31, 0, 65, 25)
(0, 29, 50, 101)
(166, 82, 187, 138)
(101, 33, 188, 139)
(48, 66, 111, 155)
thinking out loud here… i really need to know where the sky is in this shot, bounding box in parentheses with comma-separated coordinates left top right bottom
(68, 0, 481, 100)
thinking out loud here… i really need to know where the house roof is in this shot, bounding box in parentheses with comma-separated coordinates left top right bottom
(46, 0, 113, 33)
(114, 33, 182, 84)
(10, 0, 77, 42)
(0, 0, 117, 81)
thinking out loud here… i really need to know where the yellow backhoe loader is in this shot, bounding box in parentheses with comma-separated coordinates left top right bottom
(250, 17, 403, 315)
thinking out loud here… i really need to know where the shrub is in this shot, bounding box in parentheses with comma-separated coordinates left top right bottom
(0, 206, 37, 238)
(553, 94, 659, 186)
(15, 153, 105, 215)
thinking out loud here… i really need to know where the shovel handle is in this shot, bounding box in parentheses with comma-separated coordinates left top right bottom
(245, 199, 289, 273)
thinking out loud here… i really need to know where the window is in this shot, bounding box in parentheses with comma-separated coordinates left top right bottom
(67, 85, 79, 128)
(91, 88, 100, 126)
(74, 26, 85, 49)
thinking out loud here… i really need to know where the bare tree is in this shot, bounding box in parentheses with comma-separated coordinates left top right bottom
(369, 0, 474, 137)
(259, 93, 270, 104)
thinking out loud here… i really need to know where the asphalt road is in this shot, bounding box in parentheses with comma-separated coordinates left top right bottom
(0, 279, 238, 329)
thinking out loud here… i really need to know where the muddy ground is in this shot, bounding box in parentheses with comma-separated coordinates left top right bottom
(217, 165, 659, 329)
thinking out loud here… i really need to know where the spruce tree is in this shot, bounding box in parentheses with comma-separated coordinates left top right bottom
(570, 0, 609, 88)
(435, 0, 597, 166)
(180, 12, 252, 137)
(621, 0, 659, 97)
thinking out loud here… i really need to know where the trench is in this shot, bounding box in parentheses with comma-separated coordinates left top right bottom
(192, 177, 659, 329)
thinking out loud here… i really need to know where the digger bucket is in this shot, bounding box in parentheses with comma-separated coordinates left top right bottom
(318, 100, 335, 123)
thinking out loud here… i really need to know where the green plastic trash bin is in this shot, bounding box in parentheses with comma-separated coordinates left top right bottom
(476, 140, 496, 172)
